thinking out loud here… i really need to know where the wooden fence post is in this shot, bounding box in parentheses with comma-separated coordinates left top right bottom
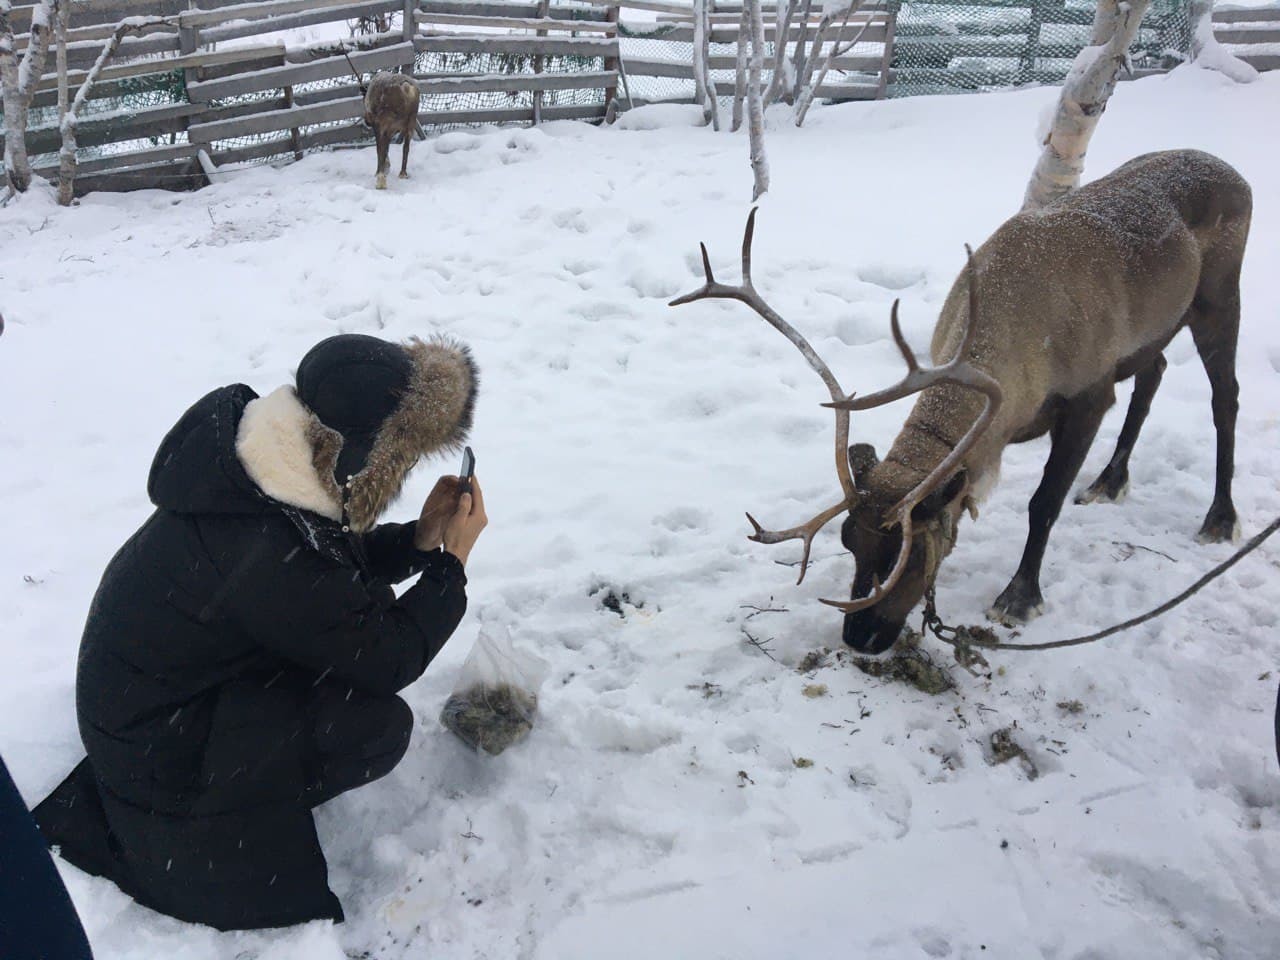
(532, 0, 550, 125)
(178, 1, 209, 179)
(604, 3, 620, 113)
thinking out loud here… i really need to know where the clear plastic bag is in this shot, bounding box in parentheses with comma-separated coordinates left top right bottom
(440, 629, 544, 756)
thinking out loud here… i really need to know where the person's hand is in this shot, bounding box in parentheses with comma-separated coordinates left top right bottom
(414, 476, 463, 552)
(443, 476, 487, 567)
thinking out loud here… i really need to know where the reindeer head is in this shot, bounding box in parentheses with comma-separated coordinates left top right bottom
(672, 210, 1001, 655)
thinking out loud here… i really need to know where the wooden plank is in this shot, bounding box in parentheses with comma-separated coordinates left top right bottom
(24, 102, 204, 155)
(31, 141, 198, 176)
(415, 33, 618, 56)
(615, 0, 694, 15)
(199, 1, 402, 44)
(49, 32, 184, 72)
(414, 11, 618, 32)
(876, 7, 895, 99)
(419, 101, 605, 124)
(14, 17, 177, 50)
(178, 0, 387, 29)
(1214, 7, 1280, 24)
(1236, 51, 1280, 69)
(417, 69, 616, 93)
(69, 160, 204, 195)
(420, 0, 613, 21)
(626, 21, 889, 44)
(707, 52, 882, 71)
(1214, 26, 1280, 43)
(187, 42, 414, 102)
(188, 96, 365, 142)
(32, 43, 287, 93)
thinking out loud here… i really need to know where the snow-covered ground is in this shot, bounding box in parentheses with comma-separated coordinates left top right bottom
(2, 65, 1279, 960)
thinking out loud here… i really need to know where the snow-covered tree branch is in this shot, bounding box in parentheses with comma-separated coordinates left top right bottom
(1188, 0, 1258, 83)
(1022, 0, 1152, 212)
(57, 16, 175, 205)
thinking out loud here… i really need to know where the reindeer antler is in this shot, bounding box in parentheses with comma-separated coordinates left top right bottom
(670, 208, 856, 584)
(818, 246, 1003, 614)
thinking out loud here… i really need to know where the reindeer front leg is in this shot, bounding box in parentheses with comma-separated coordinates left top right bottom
(990, 381, 1114, 625)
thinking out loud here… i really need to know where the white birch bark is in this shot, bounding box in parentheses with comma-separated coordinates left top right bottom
(3, 0, 57, 194)
(747, 0, 769, 200)
(794, 0, 868, 126)
(1188, 0, 1258, 82)
(788, 0, 814, 103)
(1022, 0, 1151, 212)
(763, 0, 798, 106)
(731, 5, 749, 132)
(691, 0, 721, 129)
(55, 0, 69, 204)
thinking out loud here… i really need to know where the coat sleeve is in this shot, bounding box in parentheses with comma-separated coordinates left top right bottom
(360, 521, 430, 585)
(226, 543, 468, 697)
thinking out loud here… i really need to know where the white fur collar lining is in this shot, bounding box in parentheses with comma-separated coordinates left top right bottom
(236, 386, 343, 521)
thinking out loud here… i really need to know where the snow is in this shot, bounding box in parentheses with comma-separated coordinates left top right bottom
(3, 65, 1280, 960)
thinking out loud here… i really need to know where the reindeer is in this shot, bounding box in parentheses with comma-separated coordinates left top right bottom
(363, 71, 421, 190)
(673, 149, 1252, 654)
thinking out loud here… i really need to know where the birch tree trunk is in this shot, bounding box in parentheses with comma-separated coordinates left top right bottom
(1022, 0, 1151, 212)
(794, 0, 868, 126)
(692, 0, 722, 130)
(1188, 0, 1258, 82)
(746, 0, 769, 200)
(731, 5, 749, 132)
(764, 0, 797, 105)
(2, 0, 57, 195)
(55, 0, 70, 204)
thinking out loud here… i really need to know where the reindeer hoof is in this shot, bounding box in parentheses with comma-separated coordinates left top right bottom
(399, 171, 410, 180)
(1075, 473, 1129, 505)
(375, 174, 387, 190)
(987, 582, 1045, 627)
(1195, 507, 1240, 544)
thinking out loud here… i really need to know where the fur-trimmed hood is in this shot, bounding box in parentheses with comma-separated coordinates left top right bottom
(236, 337, 477, 531)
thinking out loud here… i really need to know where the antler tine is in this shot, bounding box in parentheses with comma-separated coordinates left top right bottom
(740, 206, 759, 288)
(960, 244, 979, 360)
(670, 208, 858, 503)
(747, 500, 850, 585)
(888, 300, 919, 374)
(818, 243, 1003, 614)
(818, 510, 916, 613)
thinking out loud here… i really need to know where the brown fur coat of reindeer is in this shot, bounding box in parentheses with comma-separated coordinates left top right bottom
(674, 149, 1252, 654)
(363, 72, 421, 190)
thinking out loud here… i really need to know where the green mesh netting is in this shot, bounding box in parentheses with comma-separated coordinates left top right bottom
(888, 0, 1192, 96)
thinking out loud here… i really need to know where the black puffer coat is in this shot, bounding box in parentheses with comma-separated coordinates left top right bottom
(34, 383, 468, 931)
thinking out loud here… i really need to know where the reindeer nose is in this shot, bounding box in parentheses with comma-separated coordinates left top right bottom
(842, 611, 901, 655)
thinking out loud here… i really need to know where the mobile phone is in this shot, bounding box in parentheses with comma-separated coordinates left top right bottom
(459, 446, 475, 494)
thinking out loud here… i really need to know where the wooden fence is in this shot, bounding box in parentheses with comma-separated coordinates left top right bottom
(3, 0, 622, 194)
(1, 0, 1275, 196)
(1215, 4, 1280, 71)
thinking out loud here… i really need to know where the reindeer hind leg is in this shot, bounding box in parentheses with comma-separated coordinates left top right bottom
(399, 131, 411, 180)
(1076, 353, 1167, 505)
(374, 131, 390, 190)
(1188, 280, 1241, 543)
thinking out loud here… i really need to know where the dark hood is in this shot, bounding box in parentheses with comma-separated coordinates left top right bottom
(147, 385, 269, 516)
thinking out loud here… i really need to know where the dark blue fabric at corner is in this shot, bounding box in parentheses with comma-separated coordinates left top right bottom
(0, 753, 94, 960)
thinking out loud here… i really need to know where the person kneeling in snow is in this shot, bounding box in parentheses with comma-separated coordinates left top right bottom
(34, 334, 486, 931)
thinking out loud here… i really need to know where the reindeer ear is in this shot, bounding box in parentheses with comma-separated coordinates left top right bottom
(847, 444, 879, 492)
